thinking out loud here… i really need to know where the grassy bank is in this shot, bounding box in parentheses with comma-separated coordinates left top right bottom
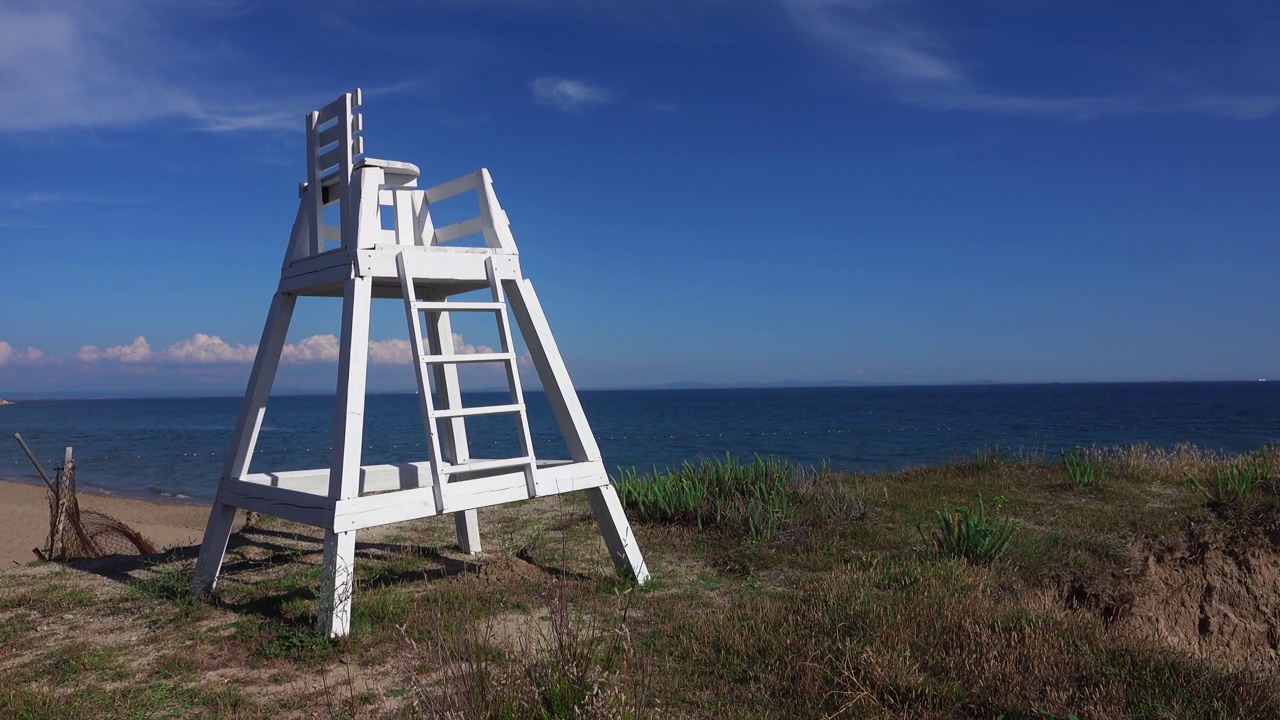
(2, 444, 1280, 718)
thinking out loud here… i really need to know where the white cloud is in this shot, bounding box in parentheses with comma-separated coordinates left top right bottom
(452, 332, 496, 355)
(779, 0, 1280, 120)
(67, 331, 511, 368)
(281, 334, 340, 363)
(531, 76, 618, 115)
(164, 333, 257, 364)
(369, 338, 412, 364)
(106, 336, 152, 362)
(0, 341, 44, 366)
(80, 336, 157, 363)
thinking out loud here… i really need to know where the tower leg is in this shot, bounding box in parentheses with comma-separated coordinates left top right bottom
(319, 530, 357, 637)
(320, 276, 373, 637)
(587, 485, 650, 583)
(454, 509, 481, 553)
(506, 278, 649, 583)
(193, 292, 297, 595)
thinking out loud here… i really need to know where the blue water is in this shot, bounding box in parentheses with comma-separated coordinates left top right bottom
(1, 383, 1277, 501)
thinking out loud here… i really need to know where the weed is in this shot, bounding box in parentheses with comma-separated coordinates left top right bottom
(919, 494, 1019, 564)
(1062, 446, 1104, 489)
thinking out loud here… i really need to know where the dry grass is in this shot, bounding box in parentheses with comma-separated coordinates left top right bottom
(2, 444, 1280, 718)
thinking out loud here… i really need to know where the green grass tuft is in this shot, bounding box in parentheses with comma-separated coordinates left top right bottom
(616, 454, 792, 541)
(1062, 446, 1104, 489)
(919, 494, 1019, 564)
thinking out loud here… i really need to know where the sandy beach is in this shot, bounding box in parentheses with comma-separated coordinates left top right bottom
(0, 478, 221, 568)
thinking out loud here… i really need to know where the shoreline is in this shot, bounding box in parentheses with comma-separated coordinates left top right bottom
(0, 477, 227, 568)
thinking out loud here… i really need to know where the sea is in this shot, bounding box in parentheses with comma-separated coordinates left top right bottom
(1, 382, 1277, 503)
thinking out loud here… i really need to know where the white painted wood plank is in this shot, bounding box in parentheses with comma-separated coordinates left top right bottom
(433, 403, 523, 419)
(433, 216, 485, 244)
(278, 262, 353, 295)
(191, 503, 237, 595)
(440, 472, 530, 512)
(317, 145, 346, 174)
(532, 460, 610, 495)
(349, 165, 383, 250)
(243, 462, 432, 495)
(486, 255, 538, 496)
(424, 289, 483, 553)
(215, 480, 334, 528)
(328, 277, 373, 501)
(315, 89, 358, 124)
(478, 169, 518, 252)
(319, 529, 356, 637)
(443, 455, 533, 474)
(317, 122, 347, 149)
(587, 485, 650, 583)
(398, 251, 450, 517)
(358, 248, 519, 284)
(419, 352, 515, 364)
(334, 486, 437, 532)
(412, 300, 504, 312)
(422, 171, 480, 204)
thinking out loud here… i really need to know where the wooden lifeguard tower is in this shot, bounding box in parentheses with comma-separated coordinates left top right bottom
(191, 89, 649, 636)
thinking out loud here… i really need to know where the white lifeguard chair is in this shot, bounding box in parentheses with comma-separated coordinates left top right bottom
(192, 89, 649, 636)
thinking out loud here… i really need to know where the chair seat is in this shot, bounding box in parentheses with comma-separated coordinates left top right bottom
(356, 157, 420, 178)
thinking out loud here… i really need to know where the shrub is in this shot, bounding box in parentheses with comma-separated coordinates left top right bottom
(919, 495, 1019, 564)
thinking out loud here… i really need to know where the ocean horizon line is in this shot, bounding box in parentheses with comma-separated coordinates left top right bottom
(0, 378, 1268, 403)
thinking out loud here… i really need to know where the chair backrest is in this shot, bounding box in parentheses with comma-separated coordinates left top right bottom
(305, 89, 364, 253)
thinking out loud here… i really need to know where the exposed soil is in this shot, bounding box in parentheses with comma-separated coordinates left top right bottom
(1120, 525, 1280, 671)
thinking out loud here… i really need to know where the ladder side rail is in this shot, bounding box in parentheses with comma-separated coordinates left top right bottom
(424, 295, 483, 552)
(397, 253, 449, 514)
(424, 297, 471, 466)
(486, 257, 538, 496)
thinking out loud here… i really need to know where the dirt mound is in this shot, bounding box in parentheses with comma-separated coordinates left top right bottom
(1120, 526, 1280, 670)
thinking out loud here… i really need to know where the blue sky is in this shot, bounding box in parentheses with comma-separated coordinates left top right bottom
(2, 0, 1279, 396)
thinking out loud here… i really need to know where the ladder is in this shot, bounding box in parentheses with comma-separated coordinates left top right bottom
(398, 253, 539, 512)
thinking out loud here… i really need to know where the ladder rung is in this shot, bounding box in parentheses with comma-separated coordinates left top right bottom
(420, 352, 515, 365)
(413, 301, 504, 312)
(442, 456, 534, 475)
(433, 403, 524, 419)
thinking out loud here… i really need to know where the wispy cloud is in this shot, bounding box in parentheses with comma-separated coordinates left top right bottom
(531, 76, 619, 115)
(0, 1, 312, 133)
(2, 193, 144, 210)
(779, 0, 1280, 120)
